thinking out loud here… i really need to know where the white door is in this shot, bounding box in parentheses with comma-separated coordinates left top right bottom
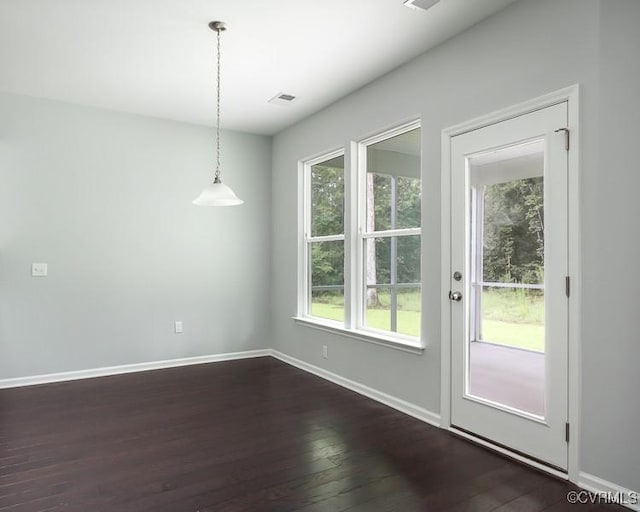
(450, 103, 569, 470)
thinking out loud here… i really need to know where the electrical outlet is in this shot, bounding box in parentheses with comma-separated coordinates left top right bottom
(31, 263, 48, 277)
(174, 321, 183, 334)
(322, 345, 328, 359)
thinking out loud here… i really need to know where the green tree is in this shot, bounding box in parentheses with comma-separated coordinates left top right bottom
(311, 165, 344, 290)
(371, 174, 421, 286)
(483, 177, 544, 284)
(310, 164, 421, 303)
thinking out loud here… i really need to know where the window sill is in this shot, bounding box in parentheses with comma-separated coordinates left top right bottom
(292, 316, 425, 355)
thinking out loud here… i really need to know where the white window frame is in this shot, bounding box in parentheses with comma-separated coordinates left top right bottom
(299, 148, 346, 324)
(295, 119, 424, 353)
(355, 120, 422, 342)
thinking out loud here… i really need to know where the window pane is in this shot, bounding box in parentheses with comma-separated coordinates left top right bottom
(366, 128, 420, 233)
(397, 235, 421, 284)
(396, 176, 421, 229)
(311, 289, 344, 323)
(364, 287, 421, 337)
(367, 173, 392, 231)
(364, 235, 421, 337)
(310, 240, 344, 322)
(311, 156, 344, 237)
(365, 287, 390, 332)
(365, 237, 391, 287)
(397, 288, 421, 337)
(366, 235, 420, 286)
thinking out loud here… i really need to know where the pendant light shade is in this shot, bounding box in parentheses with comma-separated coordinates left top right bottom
(193, 21, 243, 207)
(192, 177, 244, 206)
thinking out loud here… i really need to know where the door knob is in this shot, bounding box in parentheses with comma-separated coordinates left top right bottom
(449, 291, 463, 302)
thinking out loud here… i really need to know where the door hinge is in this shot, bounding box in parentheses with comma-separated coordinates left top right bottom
(565, 422, 570, 443)
(555, 127, 570, 151)
(565, 276, 571, 297)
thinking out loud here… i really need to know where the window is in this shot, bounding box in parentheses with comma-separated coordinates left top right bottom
(299, 121, 422, 349)
(303, 152, 345, 322)
(361, 125, 421, 339)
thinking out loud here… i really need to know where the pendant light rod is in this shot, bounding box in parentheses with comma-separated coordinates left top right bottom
(209, 21, 226, 183)
(192, 20, 243, 206)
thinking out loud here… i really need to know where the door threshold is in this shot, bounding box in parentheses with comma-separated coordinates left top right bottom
(449, 426, 568, 480)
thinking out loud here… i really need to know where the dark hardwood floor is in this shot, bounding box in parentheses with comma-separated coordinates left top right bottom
(0, 357, 623, 511)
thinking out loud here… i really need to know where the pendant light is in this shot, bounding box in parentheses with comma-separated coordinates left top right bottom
(193, 21, 243, 206)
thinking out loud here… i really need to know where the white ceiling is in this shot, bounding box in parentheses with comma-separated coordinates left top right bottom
(0, 0, 516, 135)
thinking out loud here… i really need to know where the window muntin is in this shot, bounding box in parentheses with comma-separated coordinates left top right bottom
(362, 127, 421, 339)
(364, 234, 421, 337)
(310, 239, 345, 322)
(305, 154, 345, 323)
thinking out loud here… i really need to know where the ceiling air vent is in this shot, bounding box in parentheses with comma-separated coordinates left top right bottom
(403, 0, 440, 11)
(269, 92, 297, 106)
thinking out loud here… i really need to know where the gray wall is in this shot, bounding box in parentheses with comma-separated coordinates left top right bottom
(0, 93, 271, 378)
(581, 0, 640, 492)
(272, 0, 638, 491)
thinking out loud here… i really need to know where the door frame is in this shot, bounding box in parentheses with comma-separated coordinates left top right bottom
(440, 85, 581, 482)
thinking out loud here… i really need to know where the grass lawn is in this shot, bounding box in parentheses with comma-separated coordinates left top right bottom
(482, 320, 544, 352)
(311, 288, 544, 352)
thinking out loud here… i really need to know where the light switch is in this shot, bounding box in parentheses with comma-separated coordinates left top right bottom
(31, 263, 48, 277)
(174, 321, 183, 334)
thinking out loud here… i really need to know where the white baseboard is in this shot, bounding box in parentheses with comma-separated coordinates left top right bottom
(0, 349, 271, 389)
(270, 349, 441, 428)
(578, 472, 640, 511)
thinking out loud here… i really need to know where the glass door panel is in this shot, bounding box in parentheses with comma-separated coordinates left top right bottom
(467, 140, 546, 418)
